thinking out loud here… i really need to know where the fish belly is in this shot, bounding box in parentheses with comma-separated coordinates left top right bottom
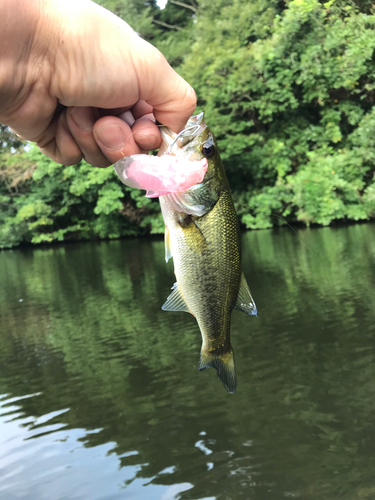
(162, 190, 241, 349)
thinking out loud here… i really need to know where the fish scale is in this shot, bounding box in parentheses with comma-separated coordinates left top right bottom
(159, 113, 257, 394)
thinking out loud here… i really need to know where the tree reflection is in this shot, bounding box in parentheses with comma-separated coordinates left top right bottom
(1, 225, 375, 499)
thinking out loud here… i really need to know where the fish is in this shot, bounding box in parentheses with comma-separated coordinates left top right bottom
(157, 112, 257, 394)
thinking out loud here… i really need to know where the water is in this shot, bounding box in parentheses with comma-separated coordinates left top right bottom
(0, 224, 375, 500)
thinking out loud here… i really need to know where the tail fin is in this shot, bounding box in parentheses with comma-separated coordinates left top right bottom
(198, 347, 237, 394)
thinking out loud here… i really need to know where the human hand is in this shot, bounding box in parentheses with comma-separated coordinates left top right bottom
(0, 0, 196, 167)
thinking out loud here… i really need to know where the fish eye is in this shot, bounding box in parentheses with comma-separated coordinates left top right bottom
(202, 143, 216, 158)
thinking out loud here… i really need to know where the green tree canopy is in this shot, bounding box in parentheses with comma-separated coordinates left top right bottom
(0, 125, 25, 154)
(180, 0, 375, 227)
(1, 0, 375, 249)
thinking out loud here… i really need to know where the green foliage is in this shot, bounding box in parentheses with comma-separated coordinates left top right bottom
(180, 0, 375, 228)
(0, 125, 26, 153)
(0, 146, 161, 248)
(1, 0, 375, 249)
(95, 0, 160, 39)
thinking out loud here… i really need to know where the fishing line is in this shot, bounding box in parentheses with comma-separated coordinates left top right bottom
(164, 125, 201, 154)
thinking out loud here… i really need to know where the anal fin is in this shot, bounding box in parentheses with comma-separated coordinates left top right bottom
(162, 282, 190, 313)
(234, 272, 257, 316)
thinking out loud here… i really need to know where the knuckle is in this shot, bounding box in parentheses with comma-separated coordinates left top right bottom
(184, 85, 197, 113)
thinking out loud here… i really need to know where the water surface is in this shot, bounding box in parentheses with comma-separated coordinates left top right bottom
(1, 225, 375, 499)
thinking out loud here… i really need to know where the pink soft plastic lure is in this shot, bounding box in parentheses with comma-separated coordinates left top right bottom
(113, 154, 208, 198)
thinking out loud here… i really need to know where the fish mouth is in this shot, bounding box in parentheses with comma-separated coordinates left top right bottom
(158, 127, 177, 154)
(158, 112, 206, 156)
(186, 112, 205, 128)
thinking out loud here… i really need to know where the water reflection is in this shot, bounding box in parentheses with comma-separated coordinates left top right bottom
(0, 225, 375, 499)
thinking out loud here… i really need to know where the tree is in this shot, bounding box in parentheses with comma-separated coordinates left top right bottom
(0, 125, 25, 154)
(96, 0, 160, 39)
(2, 0, 375, 249)
(180, 0, 375, 227)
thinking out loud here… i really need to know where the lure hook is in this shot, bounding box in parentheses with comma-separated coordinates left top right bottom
(165, 125, 201, 155)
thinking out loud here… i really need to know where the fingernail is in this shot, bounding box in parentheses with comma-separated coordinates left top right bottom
(71, 107, 95, 131)
(135, 134, 159, 148)
(96, 124, 125, 150)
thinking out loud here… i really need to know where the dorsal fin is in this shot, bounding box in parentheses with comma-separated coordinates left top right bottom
(162, 283, 190, 313)
(164, 226, 172, 263)
(234, 273, 257, 316)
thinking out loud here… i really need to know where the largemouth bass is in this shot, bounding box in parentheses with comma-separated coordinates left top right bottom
(158, 113, 257, 394)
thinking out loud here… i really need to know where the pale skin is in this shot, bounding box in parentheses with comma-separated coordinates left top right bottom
(0, 0, 196, 167)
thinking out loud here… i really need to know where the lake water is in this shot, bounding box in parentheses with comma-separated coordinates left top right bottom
(1, 224, 375, 500)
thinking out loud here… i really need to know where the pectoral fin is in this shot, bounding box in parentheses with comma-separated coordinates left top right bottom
(164, 226, 172, 263)
(162, 282, 190, 313)
(234, 273, 257, 316)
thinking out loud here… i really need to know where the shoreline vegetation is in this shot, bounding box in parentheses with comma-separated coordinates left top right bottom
(1, 0, 375, 249)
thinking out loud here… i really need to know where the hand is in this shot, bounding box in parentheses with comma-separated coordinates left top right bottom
(0, 0, 196, 167)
